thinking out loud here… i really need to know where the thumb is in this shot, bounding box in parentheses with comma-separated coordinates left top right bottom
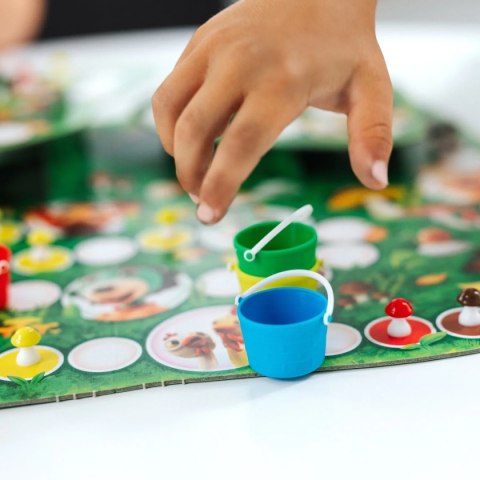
(347, 64, 393, 190)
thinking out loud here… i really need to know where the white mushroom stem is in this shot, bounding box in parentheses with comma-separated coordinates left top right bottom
(163, 226, 174, 239)
(16, 346, 41, 367)
(387, 317, 412, 338)
(353, 293, 369, 304)
(31, 246, 49, 262)
(459, 306, 480, 327)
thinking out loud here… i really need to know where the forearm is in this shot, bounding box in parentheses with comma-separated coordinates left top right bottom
(0, 0, 46, 49)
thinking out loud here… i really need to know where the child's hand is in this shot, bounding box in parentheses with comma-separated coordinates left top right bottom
(152, 0, 393, 224)
(0, 0, 45, 49)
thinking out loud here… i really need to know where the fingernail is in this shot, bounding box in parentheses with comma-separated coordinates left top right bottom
(371, 160, 389, 187)
(188, 193, 199, 204)
(197, 203, 216, 224)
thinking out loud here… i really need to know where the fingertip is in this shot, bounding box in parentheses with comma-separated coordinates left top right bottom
(349, 152, 390, 191)
(348, 128, 392, 190)
(196, 202, 221, 225)
(347, 66, 393, 191)
(188, 193, 200, 205)
(196, 181, 236, 224)
(370, 160, 389, 189)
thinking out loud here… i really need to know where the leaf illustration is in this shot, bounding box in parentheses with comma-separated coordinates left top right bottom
(31, 372, 46, 385)
(400, 343, 421, 350)
(7, 376, 27, 387)
(62, 304, 80, 317)
(390, 250, 414, 269)
(420, 332, 447, 347)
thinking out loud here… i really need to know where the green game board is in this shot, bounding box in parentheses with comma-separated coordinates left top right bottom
(0, 110, 478, 409)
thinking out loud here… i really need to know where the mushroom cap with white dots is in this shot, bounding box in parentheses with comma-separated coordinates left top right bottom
(457, 288, 480, 307)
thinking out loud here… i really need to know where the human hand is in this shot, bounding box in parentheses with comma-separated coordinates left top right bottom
(0, 0, 45, 49)
(153, 0, 393, 224)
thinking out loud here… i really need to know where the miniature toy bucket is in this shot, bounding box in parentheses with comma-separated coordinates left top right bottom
(233, 219, 317, 277)
(230, 259, 322, 293)
(236, 270, 334, 379)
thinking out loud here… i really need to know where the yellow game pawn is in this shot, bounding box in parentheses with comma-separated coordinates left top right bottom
(11, 327, 41, 367)
(0, 209, 22, 245)
(155, 208, 181, 226)
(155, 208, 179, 241)
(137, 207, 192, 252)
(27, 228, 55, 262)
(13, 228, 73, 275)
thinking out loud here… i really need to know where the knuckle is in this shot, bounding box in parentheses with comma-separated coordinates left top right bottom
(364, 122, 393, 149)
(199, 25, 233, 54)
(229, 121, 260, 148)
(237, 37, 258, 56)
(175, 108, 204, 141)
(175, 167, 197, 193)
(189, 23, 211, 49)
(210, 25, 232, 45)
(264, 75, 291, 97)
(151, 82, 170, 112)
(151, 93, 174, 155)
(276, 60, 304, 89)
(222, 37, 262, 63)
(193, 22, 211, 41)
(160, 135, 174, 156)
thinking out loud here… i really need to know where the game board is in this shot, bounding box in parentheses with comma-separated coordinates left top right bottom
(0, 115, 478, 409)
(0, 61, 156, 153)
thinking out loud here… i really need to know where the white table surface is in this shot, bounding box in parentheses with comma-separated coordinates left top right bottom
(1, 24, 480, 480)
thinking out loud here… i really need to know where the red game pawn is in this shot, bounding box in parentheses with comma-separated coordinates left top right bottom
(365, 298, 435, 348)
(385, 298, 414, 338)
(0, 244, 11, 310)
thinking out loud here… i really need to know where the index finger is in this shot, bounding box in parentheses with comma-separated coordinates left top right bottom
(196, 92, 303, 224)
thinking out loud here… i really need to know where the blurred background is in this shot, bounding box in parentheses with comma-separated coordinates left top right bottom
(1, 0, 480, 205)
(39, 0, 223, 39)
(377, 0, 480, 23)
(13, 0, 480, 43)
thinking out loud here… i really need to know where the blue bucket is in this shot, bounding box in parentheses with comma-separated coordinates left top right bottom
(236, 270, 334, 379)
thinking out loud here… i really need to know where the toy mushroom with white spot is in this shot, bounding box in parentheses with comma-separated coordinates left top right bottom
(339, 281, 374, 305)
(385, 298, 414, 338)
(457, 288, 480, 327)
(11, 326, 41, 366)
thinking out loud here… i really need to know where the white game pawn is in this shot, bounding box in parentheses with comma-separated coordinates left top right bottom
(457, 288, 480, 327)
(385, 298, 414, 338)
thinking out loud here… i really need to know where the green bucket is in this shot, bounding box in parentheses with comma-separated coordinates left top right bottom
(233, 221, 317, 277)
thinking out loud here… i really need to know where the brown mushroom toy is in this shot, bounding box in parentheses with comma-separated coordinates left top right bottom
(339, 282, 374, 305)
(457, 288, 480, 327)
(417, 227, 451, 245)
(385, 298, 414, 338)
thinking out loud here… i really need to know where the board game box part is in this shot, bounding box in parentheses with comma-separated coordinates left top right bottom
(0, 119, 479, 408)
(0, 56, 478, 407)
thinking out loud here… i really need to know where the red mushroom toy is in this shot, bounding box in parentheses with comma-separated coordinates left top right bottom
(0, 244, 11, 310)
(385, 298, 414, 338)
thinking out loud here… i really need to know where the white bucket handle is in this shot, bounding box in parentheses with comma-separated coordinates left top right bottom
(243, 204, 313, 262)
(235, 269, 334, 326)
